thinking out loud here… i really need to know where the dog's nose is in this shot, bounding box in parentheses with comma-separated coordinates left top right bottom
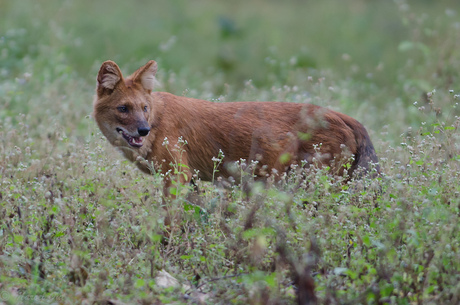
(138, 127, 150, 136)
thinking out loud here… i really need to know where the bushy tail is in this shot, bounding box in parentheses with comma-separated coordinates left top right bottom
(351, 123, 380, 176)
(338, 113, 380, 177)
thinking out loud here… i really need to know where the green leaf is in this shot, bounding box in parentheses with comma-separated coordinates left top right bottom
(398, 41, 430, 56)
(242, 227, 276, 240)
(183, 203, 193, 212)
(362, 235, 371, 247)
(398, 40, 414, 52)
(381, 284, 394, 297)
(345, 269, 358, 280)
(279, 152, 292, 164)
(151, 234, 162, 243)
(14, 234, 24, 243)
(25, 246, 33, 259)
(366, 291, 376, 302)
(297, 131, 311, 141)
(135, 278, 145, 288)
(265, 272, 277, 288)
(55, 231, 65, 238)
(242, 228, 258, 239)
(426, 285, 436, 294)
(177, 163, 189, 169)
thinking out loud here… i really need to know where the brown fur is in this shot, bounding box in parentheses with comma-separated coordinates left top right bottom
(93, 60, 379, 195)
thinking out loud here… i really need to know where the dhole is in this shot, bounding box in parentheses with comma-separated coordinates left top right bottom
(93, 60, 379, 195)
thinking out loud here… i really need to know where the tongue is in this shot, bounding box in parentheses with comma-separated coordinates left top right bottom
(133, 137, 143, 144)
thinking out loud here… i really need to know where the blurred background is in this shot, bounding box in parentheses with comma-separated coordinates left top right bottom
(1, 0, 459, 143)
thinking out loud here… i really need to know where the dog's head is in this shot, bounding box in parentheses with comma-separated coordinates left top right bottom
(93, 60, 158, 149)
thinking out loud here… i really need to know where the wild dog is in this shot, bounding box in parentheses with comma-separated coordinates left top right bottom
(93, 60, 379, 195)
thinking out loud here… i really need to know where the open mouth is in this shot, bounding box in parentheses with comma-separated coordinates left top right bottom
(116, 128, 144, 148)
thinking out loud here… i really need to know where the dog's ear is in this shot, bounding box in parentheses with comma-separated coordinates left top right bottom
(97, 61, 123, 96)
(131, 60, 158, 93)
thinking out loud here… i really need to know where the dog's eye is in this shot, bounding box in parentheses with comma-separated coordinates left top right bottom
(117, 106, 128, 113)
(143, 106, 148, 112)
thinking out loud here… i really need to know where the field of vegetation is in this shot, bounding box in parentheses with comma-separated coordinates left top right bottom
(1, 0, 459, 304)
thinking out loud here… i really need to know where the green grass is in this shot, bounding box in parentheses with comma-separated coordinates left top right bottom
(1, 0, 460, 304)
